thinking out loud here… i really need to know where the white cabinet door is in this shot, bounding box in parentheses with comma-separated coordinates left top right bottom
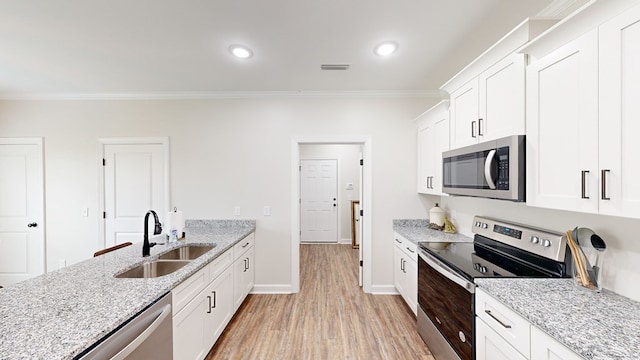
(476, 318, 528, 360)
(393, 244, 406, 296)
(403, 256, 417, 315)
(599, 3, 640, 218)
(205, 266, 234, 350)
(416, 101, 450, 195)
(531, 326, 583, 360)
(173, 287, 208, 360)
(450, 79, 480, 148)
(233, 246, 254, 311)
(526, 29, 599, 213)
(478, 53, 526, 142)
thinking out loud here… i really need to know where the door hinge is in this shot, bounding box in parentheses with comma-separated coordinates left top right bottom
(299, 165, 301, 171)
(359, 159, 363, 166)
(359, 260, 363, 267)
(103, 211, 106, 219)
(299, 198, 301, 204)
(102, 158, 106, 166)
(360, 209, 363, 217)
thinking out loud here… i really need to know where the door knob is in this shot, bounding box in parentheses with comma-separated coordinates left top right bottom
(27, 222, 38, 228)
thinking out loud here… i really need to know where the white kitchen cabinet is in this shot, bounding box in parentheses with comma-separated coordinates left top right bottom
(393, 233, 417, 315)
(449, 53, 526, 149)
(527, 2, 640, 219)
(526, 29, 599, 214)
(476, 317, 527, 360)
(476, 288, 583, 360)
(530, 326, 584, 360)
(233, 233, 255, 311)
(204, 266, 234, 350)
(598, 2, 640, 218)
(417, 100, 450, 195)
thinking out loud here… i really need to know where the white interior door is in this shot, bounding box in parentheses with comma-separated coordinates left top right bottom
(300, 159, 338, 243)
(103, 142, 166, 247)
(358, 154, 363, 286)
(0, 138, 45, 286)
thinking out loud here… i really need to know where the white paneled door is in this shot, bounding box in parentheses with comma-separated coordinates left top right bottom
(0, 138, 44, 286)
(103, 141, 167, 248)
(300, 159, 338, 243)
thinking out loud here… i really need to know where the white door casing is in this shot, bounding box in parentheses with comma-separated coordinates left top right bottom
(99, 138, 170, 249)
(358, 153, 363, 287)
(0, 138, 45, 285)
(300, 159, 338, 243)
(291, 136, 372, 294)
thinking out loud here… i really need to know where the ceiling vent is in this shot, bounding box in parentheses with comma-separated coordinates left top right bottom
(321, 64, 351, 71)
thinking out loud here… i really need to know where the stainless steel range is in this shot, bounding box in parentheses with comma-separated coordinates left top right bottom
(417, 216, 572, 360)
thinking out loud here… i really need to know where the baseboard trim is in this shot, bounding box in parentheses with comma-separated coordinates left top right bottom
(370, 284, 399, 295)
(250, 284, 294, 294)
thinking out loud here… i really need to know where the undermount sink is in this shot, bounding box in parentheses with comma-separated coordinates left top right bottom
(115, 260, 191, 278)
(157, 244, 216, 260)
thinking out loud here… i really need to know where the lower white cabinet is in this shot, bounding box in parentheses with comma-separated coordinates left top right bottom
(172, 232, 255, 360)
(530, 326, 584, 360)
(476, 288, 583, 360)
(393, 233, 417, 315)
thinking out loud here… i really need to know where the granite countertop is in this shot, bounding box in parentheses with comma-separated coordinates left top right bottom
(0, 219, 255, 360)
(476, 278, 640, 360)
(393, 219, 473, 245)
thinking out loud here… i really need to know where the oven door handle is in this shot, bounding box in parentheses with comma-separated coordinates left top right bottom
(419, 250, 475, 293)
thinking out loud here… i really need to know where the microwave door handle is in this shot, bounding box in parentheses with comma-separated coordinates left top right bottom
(484, 149, 497, 190)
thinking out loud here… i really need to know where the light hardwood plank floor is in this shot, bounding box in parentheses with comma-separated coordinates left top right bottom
(206, 244, 434, 359)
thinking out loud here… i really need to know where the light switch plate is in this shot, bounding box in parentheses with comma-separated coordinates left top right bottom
(234, 206, 241, 216)
(263, 206, 271, 216)
(82, 208, 89, 217)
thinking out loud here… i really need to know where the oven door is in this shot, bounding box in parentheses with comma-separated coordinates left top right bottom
(418, 249, 475, 360)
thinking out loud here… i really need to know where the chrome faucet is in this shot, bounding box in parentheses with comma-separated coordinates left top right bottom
(143, 210, 162, 257)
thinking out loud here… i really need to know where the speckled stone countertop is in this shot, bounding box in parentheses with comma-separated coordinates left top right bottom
(476, 278, 640, 360)
(393, 219, 473, 245)
(0, 219, 255, 360)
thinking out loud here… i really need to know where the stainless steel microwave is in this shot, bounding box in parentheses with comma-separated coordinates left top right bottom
(442, 135, 525, 201)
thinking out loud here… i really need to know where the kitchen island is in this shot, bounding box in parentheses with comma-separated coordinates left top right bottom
(0, 219, 255, 359)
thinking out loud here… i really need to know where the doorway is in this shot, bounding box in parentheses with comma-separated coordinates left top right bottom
(0, 138, 45, 285)
(291, 136, 372, 294)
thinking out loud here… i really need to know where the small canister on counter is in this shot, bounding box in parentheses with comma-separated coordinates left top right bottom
(429, 203, 445, 231)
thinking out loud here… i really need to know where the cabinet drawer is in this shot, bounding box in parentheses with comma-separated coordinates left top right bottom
(210, 248, 233, 281)
(476, 288, 530, 357)
(172, 264, 209, 316)
(393, 233, 418, 261)
(233, 232, 255, 260)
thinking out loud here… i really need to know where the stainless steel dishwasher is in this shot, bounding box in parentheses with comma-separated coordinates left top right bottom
(76, 292, 173, 360)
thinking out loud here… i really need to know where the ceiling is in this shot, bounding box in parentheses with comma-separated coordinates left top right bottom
(0, 0, 571, 98)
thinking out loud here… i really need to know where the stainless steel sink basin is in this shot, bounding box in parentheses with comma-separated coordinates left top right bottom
(157, 244, 216, 260)
(115, 260, 191, 278)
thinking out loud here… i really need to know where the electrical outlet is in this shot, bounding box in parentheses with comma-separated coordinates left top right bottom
(234, 206, 241, 216)
(451, 210, 457, 221)
(59, 259, 66, 269)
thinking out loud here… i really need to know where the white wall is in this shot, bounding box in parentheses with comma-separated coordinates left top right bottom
(0, 96, 436, 292)
(300, 144, 361, 242)
(427, 194, 640, 302)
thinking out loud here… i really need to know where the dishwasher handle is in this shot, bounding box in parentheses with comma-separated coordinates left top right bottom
(111, 302, 172, 360)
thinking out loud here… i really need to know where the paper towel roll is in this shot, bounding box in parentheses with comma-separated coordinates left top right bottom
(167, 210, 184, 239)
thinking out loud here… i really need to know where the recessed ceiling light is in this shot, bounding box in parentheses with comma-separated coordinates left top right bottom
(229, 45, 253, 59)
(374, 41, 398, 56)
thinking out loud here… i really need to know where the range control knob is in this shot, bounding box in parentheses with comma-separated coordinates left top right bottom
(542, 239, 552, 247)
(482, 223, 488, 229)
(475, 221, 481, 227)
(530, 236, 539, 244)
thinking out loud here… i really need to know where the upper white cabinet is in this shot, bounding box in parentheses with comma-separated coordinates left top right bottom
(525, 1, 640, 219)
(417, 100, 449, 195)
(450, 53, 526, 148)
(442, 18, 558, 150)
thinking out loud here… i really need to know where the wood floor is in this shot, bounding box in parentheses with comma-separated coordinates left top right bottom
(206, 244, 434, 359)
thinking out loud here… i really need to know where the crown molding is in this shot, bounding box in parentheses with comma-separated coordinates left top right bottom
(0, 90, 441, 101)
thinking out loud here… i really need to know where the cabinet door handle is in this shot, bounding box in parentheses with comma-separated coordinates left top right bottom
(406, 247, 415, 253)
(581, 170, 590, 199)
(207, 296, 212, 313)
(484, 310, 512, 329)
(471, 121, 477, 138)
(601, 169, 611, 200)
(395, 238, 402, 244)
(400, 258, 405, 272)
(478, 118, 484, 136)
(212, 291, 217, 309)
